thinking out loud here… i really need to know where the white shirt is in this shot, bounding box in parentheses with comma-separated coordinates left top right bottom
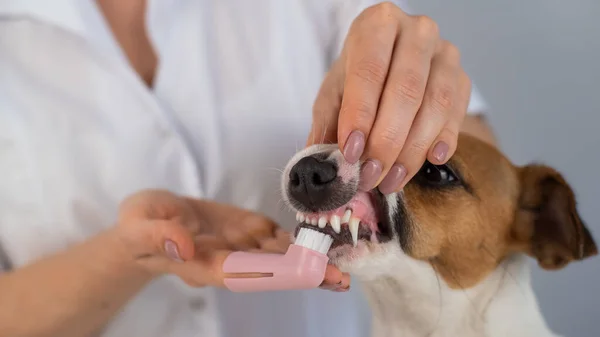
(0, 1, 488, 336)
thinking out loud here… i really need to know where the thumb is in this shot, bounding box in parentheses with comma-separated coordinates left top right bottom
(307, 60, 344, 147)
(144, 219, 196, 262)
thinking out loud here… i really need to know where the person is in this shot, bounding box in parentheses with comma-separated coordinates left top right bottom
(0, 1, 495, 337)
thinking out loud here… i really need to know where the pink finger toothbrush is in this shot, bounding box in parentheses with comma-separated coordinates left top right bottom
(222, 228, 333, 292)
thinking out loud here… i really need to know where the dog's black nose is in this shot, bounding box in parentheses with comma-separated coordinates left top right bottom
(288, 156, 338, 210)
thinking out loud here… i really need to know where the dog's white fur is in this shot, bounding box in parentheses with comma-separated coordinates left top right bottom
(282, 145, 560, 337)
(342, 242, 557, 337)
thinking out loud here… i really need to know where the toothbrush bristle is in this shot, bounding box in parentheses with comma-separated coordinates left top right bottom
(294, 227, 333, 254)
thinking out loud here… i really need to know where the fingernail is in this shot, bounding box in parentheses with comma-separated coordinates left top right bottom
(319, 284, 338, 291)
(358, 159, 382, 191)
(343, 130, 365, 164)
(334, 286, 350, 292)
(432, 141, 449, 163)
(164, 240, 183, 262)
(378, 164, 407, 195)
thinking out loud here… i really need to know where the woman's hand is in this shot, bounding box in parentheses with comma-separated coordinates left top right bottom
(115, 190, 350, 291)
(308, 2, 471, 194)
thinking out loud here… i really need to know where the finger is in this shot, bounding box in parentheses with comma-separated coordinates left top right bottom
(358, 16, 439, 191)
(171, 249, 234, 288)
(118, 190, 204, 237)
(258, 236, 291, 254)
(337, 9, 400, 164)
(242, 214, 280, 241)
(262, 228, 292, 251)
(378, 40, 462, 194)
(219, 228, 261, 251)
(320, 265, 351, 291)
(222, 215, 280, 251)
(276, 228, 292, 243)
(428, 70, 471, 165)
(148, 219, 196, 262)
(194, 235, 232, 250)
(307, 60, 345, 147)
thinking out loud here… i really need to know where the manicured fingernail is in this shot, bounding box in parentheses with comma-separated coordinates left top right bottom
(358, 159, 382, 191)
(432, 141, 449, 163)
(378, 164, 407, 195)
(343, 130, 365, 164)
(164, 240, 183, 262)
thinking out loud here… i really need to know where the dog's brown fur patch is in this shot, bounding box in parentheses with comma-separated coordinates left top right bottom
(401, 134, 597, 289)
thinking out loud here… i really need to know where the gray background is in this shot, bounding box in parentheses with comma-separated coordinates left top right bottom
(405, 1, 599, 336)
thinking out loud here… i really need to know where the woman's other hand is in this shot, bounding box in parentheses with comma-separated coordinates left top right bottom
(115, 190, 350, 290)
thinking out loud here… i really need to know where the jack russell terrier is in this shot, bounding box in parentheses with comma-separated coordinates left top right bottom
(281, 133, 597, 337)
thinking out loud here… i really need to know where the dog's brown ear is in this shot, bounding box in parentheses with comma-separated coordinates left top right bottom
(511, 165, 597, 270)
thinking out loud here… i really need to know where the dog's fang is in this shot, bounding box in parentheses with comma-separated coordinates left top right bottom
(349, 217, 360, 247)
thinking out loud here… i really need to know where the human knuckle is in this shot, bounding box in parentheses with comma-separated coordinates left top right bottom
(357, 2, 398, 28)
(408, 139, 430, 156)
(413, 15, 439, 39)
(376, 1, 398, 12)
(341, 99, 375, 123)
(371, 2, 399, 20)
(390, 70, 424, 105)
(352, 57, 388, 84)
(440, 41, 461, 63)
(377, 125, 405, 148)
(429, 83, 456, 113)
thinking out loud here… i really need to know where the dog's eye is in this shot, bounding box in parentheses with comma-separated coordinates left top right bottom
(416, 162, 459, 187)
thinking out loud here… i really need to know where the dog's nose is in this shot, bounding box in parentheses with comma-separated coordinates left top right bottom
(288, 156, 337, 210)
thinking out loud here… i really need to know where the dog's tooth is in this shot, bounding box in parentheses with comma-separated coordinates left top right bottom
(330, 216, 341, 233)
(318, 216, 327, 228)
(309, 218, 317, 226)
(349, 217, 360, 247)
(330, 215, 341, 231)
(342, 209, 352, 224)
(297, 212, 305, 222)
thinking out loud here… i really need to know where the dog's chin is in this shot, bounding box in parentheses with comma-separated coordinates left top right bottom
(291, 189, 393, 269)
(326, 240, 388, 271)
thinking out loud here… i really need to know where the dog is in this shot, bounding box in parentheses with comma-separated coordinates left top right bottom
(281, 133, 597, 337)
